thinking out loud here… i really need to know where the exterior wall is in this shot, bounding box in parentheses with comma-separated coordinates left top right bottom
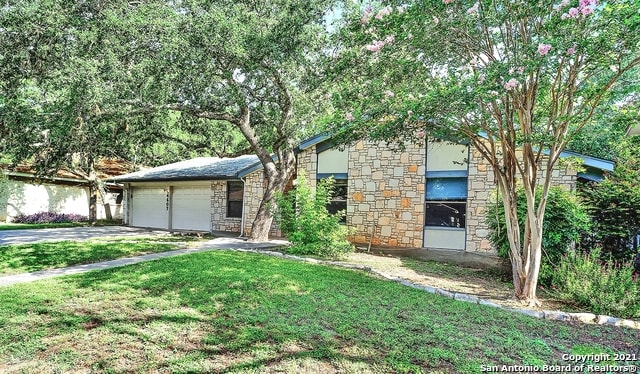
(0, 179, 120, 222)
(465, 146, 578, 253)
(348, 140, 425, 248)
(299, 138, 579, 253)
(210, 173, 280, 237)
(297, 140, 425, 248)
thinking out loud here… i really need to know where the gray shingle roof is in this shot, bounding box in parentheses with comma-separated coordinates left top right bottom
(109, 155, 261, 182)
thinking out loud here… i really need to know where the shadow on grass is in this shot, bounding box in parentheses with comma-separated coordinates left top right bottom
(1, 250, 638, 373)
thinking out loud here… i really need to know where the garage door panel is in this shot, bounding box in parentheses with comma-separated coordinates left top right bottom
(131, 187, 169, 229)
(171, 186, 211, 231)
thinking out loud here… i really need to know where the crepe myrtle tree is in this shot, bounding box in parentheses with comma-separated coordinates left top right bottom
(327, 0, 640, 305)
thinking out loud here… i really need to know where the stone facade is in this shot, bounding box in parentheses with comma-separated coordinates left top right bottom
(297, 140, 425, 248)
(210, 172, 280, 237)
(465, 146, 578, 253)
(298, 138, 579, 253)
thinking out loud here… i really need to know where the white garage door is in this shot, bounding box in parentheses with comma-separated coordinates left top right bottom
(171, 186, 211, 231)
(131, 187, 169, 229)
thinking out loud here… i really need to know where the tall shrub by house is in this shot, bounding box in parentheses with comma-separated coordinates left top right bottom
(487, 187, 590, 286)
(276, 173, 353, 258)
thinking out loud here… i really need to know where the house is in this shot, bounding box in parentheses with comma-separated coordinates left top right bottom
(111, 136, 614, 253)
(109, 155, 279, 236)
(0, 160, 127, 223)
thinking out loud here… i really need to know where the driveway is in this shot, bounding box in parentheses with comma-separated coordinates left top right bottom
(0, 226, 170, 246)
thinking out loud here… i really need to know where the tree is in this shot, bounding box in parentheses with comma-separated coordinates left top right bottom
(1, 0, 335, 236)
(327, 0, 640, 305)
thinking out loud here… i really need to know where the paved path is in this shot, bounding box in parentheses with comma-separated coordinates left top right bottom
(0, 237, 289, 287)
(0, 226, 170, 245)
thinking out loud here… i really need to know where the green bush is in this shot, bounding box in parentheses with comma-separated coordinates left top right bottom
(552, 248, 640, 318)
(486, 187, 591, 286)
(276, 173, 353, 258)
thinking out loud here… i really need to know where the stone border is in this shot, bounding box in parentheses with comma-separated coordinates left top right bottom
(230, 247, 640, 330)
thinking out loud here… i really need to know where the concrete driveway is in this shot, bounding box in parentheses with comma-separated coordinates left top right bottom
(0, 226, 170, 246)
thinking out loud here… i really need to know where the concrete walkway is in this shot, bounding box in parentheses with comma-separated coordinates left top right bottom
(0, 237, 289, 287)
(0, 226, 170, 245)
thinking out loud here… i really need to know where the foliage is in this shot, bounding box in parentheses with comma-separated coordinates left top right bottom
(325, 0, 640, 303)
(0, 250, 638, 372)
(11, 212, 88, 224)
(1, 0, 338, 238)
(276, 173, 353, 258)
(487, 187, 591, 286)
(552, 248, 640, 318)
(579, 136, 640, 261)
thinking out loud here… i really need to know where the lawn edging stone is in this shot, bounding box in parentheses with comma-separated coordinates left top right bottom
(225, 247, 640, 330)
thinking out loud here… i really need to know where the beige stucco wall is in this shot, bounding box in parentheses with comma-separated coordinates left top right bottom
(0, 179, 121, 222)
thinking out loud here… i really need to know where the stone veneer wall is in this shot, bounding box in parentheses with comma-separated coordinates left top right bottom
(466, 146, 578, 253)
(210, 173, 280, 237)
(297, 140, 425, 248)
(348, 140, 425, 248)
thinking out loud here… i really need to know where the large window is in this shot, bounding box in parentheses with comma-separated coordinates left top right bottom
(227, 181, 244, 218)
(425, 177, 467, 228)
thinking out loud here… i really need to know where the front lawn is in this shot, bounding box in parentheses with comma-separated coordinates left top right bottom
(0, 250, 637, 373)
(0, 237, 187, 275)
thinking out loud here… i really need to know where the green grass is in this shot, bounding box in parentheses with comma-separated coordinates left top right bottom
(0, 251, 637, 373)
(0, 238, 183, 275)
(0, 219, 123, 231)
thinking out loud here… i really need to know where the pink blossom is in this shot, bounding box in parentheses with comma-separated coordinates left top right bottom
(567, 44, 576, 54)
(345, 112, 355, 121)
(416, 130, 425, 138)
(466, 2, 479, 15)
(561, 0, 570, 6)
(365, 40, 386, 52)
(581, 6, 593, 15)
(442, 0, 454, 3)
(432, 16, 439, 24)
(568, 7, 579, 17)
(561, 13, 569, 19)
(384, 90, 395, 98)
(503, 78, 519, 91)
(385, 35, 395, 44)
(375, 6, 391, 20)
(538, 43, 552, 56)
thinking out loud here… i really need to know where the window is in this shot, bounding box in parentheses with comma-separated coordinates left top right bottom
(227, 181, 244, 218)
(327, 179, 347, 223)
(425, 177, 467, 228)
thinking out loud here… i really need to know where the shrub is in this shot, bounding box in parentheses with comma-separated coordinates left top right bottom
(486, 187, 591, 286)
(11, 211, 88, 224)
(552, 248, 640, 318)
(276, 173, 353, 258)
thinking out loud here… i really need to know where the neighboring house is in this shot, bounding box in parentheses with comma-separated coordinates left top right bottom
(110, 155, 279, 236)
(0, 161, 126, 222)
(111, 136, 614, 254)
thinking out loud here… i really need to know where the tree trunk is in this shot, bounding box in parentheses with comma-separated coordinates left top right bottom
(88, 181, 98, 223)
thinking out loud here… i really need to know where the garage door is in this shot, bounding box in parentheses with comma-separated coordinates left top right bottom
(131, 187, 169, 229)
(171, 186, 211, 231)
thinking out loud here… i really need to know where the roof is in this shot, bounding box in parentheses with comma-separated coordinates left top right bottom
(109, 155, 261, 182)
(2, 158, 132, 187)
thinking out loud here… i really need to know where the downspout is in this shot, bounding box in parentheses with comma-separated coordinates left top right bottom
(239, 176, 247, 238)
